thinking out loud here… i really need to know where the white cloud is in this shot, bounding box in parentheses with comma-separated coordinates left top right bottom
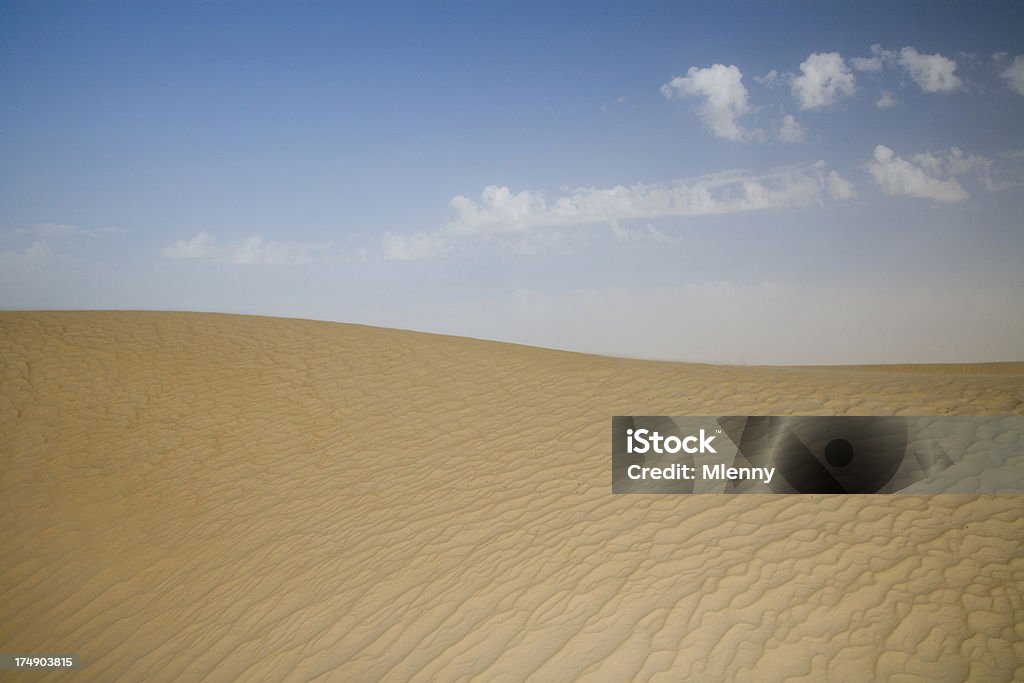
(447, 186, 548, 235)
(1000, 55, 1024, 95)
(875, 91, 897, 109)
(754, 69, 785, 87)
(162, 232, 320, 264)
(907, 146, 1022, 193)
(941, 147, 1022, 192)
(898, 47, 962, 93)
(850, 45, 962, 94)
(0, 241, 77, 280)
(851, 44, 894, 73)
(447, 163, 851, 236)
(866, 145, 972, 202)
(381, 231, 451, 261)
(609, 221, 681, 245)
(851, 56, 884, 73)
(378, 163, 855, 260)
(777, 114, 805, 143)
(163, 232, 217, 259)
(791, 52, 857, 109)
(825, 170, 856, 200)
(230, 236, 315, 265)
(661, 64, 763, 141)
(941, 148, 989, 176)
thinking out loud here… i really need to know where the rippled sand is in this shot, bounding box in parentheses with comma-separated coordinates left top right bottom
(1, 311, 1022, 681)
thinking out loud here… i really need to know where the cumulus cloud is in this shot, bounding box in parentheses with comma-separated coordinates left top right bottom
(851, 45, 962, 94)
(939, 147, 1024, 192)
(791, 52, 857, 109)
(447, 186, 547, 235)
(865, 145, 989, 201)
(898, 47, 962, 92)
(941, 148, 990, 176)
(875, 91, 897, 109)
(1000, 55, 1024, 95)
(162, 232, 320, 264)
(825, 170, 857, 200)
(851, 56, 884, 73)
(777, 114, 805, 143)
(447, 164, 851, 236)
(754, 69, 784, 87)
(378, 163, 855, 260)
(851, 44, 893, 73)
(661, 64, 763, 141)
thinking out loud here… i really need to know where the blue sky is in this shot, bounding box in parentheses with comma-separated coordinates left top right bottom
(2, 1, 1023, 363)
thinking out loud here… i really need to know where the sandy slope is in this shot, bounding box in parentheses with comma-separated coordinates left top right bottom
(1, 311, 1022, 682)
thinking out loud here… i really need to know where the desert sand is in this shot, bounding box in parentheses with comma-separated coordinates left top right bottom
(1, 310, 1022, 682)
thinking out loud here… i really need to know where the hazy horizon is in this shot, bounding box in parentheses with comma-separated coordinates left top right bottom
(3, 1, 1023, 364)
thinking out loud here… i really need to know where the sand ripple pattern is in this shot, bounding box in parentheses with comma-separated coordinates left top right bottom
(1, 312, 1022, 681)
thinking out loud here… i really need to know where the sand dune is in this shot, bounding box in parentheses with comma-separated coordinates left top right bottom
(1, 311, 1022, 681)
